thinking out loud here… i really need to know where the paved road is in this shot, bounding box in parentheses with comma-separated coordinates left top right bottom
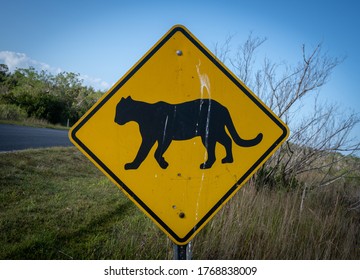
(0, 124, 73, 152)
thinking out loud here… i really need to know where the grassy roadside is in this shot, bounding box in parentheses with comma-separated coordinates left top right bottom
(0, 147, 168, 259)
(0, 119, 69, 130)
(194, 184, 360, 259)
(1, 147, 359, 259)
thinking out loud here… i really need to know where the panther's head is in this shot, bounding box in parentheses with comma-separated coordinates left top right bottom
(114, 96, 133, 125)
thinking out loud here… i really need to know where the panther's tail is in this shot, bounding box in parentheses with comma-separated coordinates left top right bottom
(225, 111, 263, 147)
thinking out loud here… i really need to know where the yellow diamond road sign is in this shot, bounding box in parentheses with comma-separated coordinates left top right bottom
(69, 25, 289, 245)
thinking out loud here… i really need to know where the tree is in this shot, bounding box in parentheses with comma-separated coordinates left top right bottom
(0, 65, 104, 125)
(215, 34, 360, 190)
(0, 64, 9, 82)
(0, 64, 12, 96)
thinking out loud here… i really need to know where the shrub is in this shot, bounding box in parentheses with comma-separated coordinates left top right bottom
(254, 165, 302, 191)
(0, 104, 27, 121)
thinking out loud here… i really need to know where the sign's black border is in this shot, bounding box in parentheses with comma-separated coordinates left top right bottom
(70, 26, 289, 244)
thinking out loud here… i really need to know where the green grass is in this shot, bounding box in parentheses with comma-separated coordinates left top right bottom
(0, 118, 69, 130)
(0, 147, 168, 259)
(1, 147, 359, 259)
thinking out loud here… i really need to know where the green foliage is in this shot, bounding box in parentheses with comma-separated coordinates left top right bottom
(0, 104, 27, 121)
(0, 64, 10, 83)
(254, 165, 302, 191)
(0, 65, 104, 126)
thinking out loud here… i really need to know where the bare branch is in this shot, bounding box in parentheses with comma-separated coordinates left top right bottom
(215, 33, 358, 190)
(229, 32, 266, 85)
(213, 34, 235, 64)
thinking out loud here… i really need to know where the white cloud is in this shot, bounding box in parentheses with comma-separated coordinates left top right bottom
(80, 74, 110, 91)
(0, 51, 109, 91)
(0, 51, 61, 73)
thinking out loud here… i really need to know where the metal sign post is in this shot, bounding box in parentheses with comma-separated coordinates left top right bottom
(173, 242, 192, 260)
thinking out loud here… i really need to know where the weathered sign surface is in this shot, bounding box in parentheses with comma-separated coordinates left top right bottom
(69, 25, 289, 244)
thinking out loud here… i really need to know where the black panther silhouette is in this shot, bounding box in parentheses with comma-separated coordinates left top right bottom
(114, 97, 263, 170)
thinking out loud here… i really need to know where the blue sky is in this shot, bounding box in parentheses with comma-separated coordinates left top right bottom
(1, 0, 359, 143)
